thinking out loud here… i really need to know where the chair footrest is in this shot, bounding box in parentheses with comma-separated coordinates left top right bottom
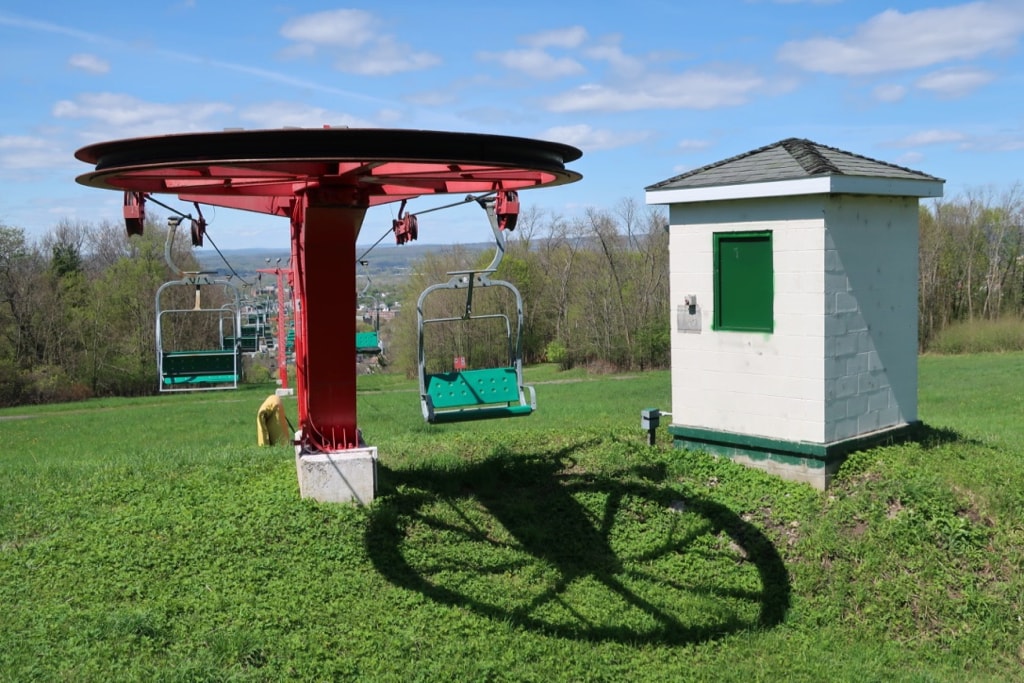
(428, 404, 533, 424)
(163, 373, 239, 385)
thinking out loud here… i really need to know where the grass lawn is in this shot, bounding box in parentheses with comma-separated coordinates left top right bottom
(1, 357, 1023, 681)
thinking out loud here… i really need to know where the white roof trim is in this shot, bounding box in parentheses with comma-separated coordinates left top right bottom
(645, 175, 944, 206)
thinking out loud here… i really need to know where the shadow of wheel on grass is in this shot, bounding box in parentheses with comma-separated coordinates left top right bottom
(365, 445, 790, 646)
(915, 423, 986, 449)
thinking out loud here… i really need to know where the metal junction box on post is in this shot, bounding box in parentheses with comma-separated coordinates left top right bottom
(641, 408, 661, 446)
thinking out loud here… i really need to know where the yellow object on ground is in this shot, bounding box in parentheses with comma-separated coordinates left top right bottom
(257, 394, 290, 446)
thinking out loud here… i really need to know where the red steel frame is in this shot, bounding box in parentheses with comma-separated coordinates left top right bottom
(75, 128, 581, 452)
(256, 266, 293, 391)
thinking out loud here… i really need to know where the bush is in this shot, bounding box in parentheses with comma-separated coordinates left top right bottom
(23, 365, 93, 405)
(246, 364, 272, 384)
(0, 360, 27, 407)
(927, 317, 1024, 354)
(243, 354, 274, 385)
(544, 340, 570, 370)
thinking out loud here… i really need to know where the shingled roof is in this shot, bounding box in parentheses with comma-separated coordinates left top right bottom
(646, 138, 944, 191)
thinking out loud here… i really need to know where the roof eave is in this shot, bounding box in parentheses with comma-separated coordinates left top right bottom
(645, 175, 945, 206)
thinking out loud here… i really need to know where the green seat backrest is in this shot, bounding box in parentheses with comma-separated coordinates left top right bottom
(426, 367, 523, 409)
(163, 350, 237, 376)
(356, 331, 380, 352)
(222, 336, 259, 352)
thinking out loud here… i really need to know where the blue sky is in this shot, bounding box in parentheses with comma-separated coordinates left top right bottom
(2, 0, 1024, 250)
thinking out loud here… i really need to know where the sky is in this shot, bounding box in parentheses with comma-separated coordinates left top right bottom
(2, 0, 1024, 251)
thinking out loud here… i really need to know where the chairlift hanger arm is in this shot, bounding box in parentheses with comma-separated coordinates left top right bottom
(478, 191, 518, 273)
(357, 260, 373, 298)
(357, 191, 501, 261)
(150, 195, 250, 285)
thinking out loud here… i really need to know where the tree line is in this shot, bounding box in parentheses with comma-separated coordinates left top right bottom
(918, 184, 1024, 349)
(2, 188, 1022, 407)
(386, 199, 672, 378)
(0, 220, 214, 406)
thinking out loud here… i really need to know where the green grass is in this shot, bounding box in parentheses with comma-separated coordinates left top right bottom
(928, 317, 1024, 354)
(2, 359, 1024, 681)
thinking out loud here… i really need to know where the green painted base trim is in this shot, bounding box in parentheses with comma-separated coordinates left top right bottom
(668, 422, 922, 460)
(668, 422, 923, 488)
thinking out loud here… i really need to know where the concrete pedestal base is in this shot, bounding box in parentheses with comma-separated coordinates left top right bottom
(295, 445, 378, 505)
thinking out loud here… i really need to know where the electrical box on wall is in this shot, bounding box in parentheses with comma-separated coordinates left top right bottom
(677, 303, 701, 333)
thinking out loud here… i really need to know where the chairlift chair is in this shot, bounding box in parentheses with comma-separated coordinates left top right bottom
(417, 191, 536, 423)
(156, 274, 244, 391)
(154, 213, 243, 391)
(356, 259, 384, 356)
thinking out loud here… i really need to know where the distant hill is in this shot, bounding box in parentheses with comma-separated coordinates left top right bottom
(194, 242, 492, 280)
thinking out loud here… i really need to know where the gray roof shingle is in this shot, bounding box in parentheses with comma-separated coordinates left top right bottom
(646, 138, 944, 191)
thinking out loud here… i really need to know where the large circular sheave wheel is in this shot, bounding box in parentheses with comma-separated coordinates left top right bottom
(74, 128, 582, 207)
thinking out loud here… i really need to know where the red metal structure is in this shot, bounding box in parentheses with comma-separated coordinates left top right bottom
(75, 128, 581, 453)
(257, 265, 294, 391)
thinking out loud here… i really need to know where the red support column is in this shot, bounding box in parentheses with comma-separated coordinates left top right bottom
(275, 270, 289, 389)
(256, 267, 292, 390)
(291, 195, 366, 452)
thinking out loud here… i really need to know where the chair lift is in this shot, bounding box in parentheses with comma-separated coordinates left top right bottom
(416, 190, 536, 424)
(356, 260, 384, 356)
(155, 212, 244, 392)
(228, 303, 263, 353)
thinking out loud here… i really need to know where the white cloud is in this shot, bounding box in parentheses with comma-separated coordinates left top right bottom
(0, 12, 111, 45)
(376, 109, 404, 124)
(677, 139, 713, 152)
(915, 67, 994, 98)
(280, 9, 440, 75)
(777, 2, 1024, 75)
(0, 135, 66, 171)
(540, 124, 648, 151)
(238, 102, 374, 129)
(280, 9, 376, 49)
(53, 92, 233, 137)
(339, 36, 441, 76)
(584, 38, 645, 78)
(891, 129, 969, 147)
(457, 105, 532, 126)
(68, 53, 109, 74)
(478, 48, 584, 79)
(976, 134, 1024, 151)
(895, 151, 925, 166)
(545, 70, 764, 112)
(405, 90, 455, 107)
(522, 26, 588, 49)
(872, 83, 907, 103)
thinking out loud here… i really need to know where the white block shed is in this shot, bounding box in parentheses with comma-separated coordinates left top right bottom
(645, 138, 944, 489)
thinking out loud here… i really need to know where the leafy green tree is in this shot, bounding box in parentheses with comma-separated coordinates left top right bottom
(0, 225, 46, 365)
(82, 229, 170, 395)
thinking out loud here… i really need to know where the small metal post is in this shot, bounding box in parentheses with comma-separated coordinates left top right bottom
(641, 408, 661, 446)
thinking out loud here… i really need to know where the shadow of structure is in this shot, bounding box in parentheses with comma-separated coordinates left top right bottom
(365, 443, 791, 646)
(914, 423, 985, 450)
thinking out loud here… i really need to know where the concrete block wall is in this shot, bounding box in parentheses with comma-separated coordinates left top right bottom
(823, 195, 919, 441)
(668, 196, 828, 443)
